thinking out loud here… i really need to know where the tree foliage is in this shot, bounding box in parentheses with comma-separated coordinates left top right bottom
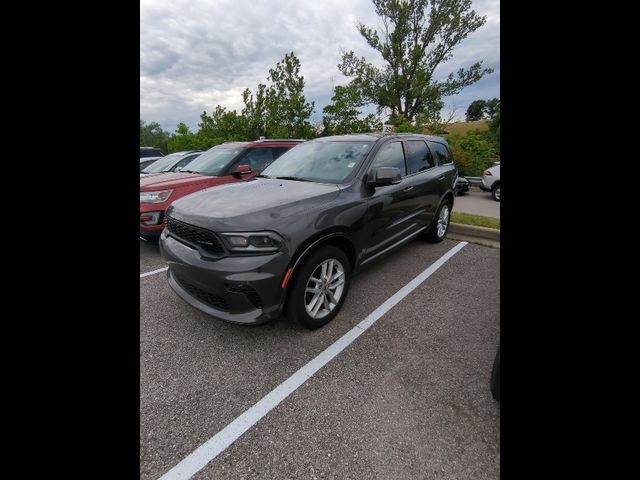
(488, 101, 500, 149)
(242, 52, 315, 139)
(322, 84, 381, 135)
(466, 97, 500, 121)
(448, 130, 497, 176)
(465, 99, 486, 121)
(338, 0, 493, 123)
(197, 106, 249, 147)
(140, 120, 170, 153)
(484, 97, 500, 118)
(166, 123, 199, 153)
(266, 52, 315, 138)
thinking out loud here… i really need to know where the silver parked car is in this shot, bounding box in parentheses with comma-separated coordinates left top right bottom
(140, 150, 202, 177)
(140, 147, 164, 171)
(481, 164, 500, 201)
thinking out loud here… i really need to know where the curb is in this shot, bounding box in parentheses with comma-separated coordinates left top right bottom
(449, 223, 500, 248)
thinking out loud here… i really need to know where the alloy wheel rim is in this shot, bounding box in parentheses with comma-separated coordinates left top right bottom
(437, 205, 450, 238)
(304, 259, 346, 319)
(495, 187, 500, 200)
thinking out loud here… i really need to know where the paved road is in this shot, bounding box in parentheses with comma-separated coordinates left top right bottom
(140, 238, 500, 479)
(453, 188, 500, 219)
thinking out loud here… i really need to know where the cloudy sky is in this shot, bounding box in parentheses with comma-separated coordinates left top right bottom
(140, 0, 499, 132)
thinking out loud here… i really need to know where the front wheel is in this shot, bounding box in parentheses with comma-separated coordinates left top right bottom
(285, 245, 351, 329)
(425, 200, 451, 243)
(491, 184, 500, 202)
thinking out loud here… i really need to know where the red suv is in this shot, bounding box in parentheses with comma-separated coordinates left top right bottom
(140, 139, 304, 239)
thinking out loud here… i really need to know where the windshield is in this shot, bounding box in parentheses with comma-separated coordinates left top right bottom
(181, 146, 245, 175)
(141, 153, 184, 173)
(260, 141, 373, 183)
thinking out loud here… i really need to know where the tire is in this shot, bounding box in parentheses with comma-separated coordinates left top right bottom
(490, 345, 500, 402)
(491, 184, 500, 202)
(425, 199, 452, 243)
(285, 245, 351, 329)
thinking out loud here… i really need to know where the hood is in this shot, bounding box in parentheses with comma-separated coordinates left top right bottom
(140, 172, 214, 191)
(140, 172, 165, 178)
(168, 178, 341, 231)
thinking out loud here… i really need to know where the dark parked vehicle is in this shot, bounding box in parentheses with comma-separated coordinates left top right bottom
(455, 175, 470, 195)
(160, 133, 458, 329)
(140, 147, 165, 171)
(140, 150, 202, 177)
(140, 147, 164, 158)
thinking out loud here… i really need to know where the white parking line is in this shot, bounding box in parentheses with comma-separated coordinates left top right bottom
(140, 267, 168, 278)
(157, 241, 468, 480)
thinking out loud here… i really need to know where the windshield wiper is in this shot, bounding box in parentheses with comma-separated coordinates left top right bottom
(178, 170, 198, 174)
(275, 176, 310, 182)
(256, 174, 271, 178)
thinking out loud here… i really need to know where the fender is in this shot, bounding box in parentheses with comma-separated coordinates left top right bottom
(278, 231, 353, 311)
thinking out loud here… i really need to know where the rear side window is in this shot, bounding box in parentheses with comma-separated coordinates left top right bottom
(171, 153, 200, 171)
(427, 141, 453, 164)
(405, 140, 435, 174)
(242, 148, 274, 172)
(370, 141, 406, 176)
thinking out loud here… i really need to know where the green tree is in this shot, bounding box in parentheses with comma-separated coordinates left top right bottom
(242, 84, 268, 139)
(197, 106, 250, 147)
(242, 52, 315, 138)
(488, 103, 500, 154)
(140, 120, 170, 153)
(448, 130, 497, 176)
(485, 97, 500, 118)
(265, 52, 315, 138)
(322, 84, 381, 135)
(166, 123, 200, 153)
(465, 99, 487, 121)
(338, 0, 493, 123)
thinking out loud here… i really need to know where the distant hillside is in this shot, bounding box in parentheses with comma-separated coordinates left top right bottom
(444, 120, 490, 136)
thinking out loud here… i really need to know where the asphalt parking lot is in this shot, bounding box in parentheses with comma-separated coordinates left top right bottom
(453, 188, 500, 218)
(140, 237, 500, 479)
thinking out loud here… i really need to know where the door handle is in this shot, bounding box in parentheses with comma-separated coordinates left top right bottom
(438, 175, 445, 180)
(403, 186, 415, 192)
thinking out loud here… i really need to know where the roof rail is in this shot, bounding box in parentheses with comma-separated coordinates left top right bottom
(254, 138, 306, 142)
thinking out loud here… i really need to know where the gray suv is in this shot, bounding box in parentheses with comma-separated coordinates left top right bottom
(160, 133, 457, 329)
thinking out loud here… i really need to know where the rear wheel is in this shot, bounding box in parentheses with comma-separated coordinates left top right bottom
(286, 245, 351, 329)
(491, 184, 500, 202)
(425, 200, 451, 243)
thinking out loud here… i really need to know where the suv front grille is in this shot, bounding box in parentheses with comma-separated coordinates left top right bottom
(174, 274, 230, 311)
(166, 216, 225, 256)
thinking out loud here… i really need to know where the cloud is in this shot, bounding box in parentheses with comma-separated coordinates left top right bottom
(141, 0, 500, 131)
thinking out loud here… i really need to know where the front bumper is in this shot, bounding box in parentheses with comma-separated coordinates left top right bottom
(159, 231, 291, 325)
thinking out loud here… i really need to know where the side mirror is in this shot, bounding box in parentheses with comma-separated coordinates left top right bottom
(368, 167, 401, 187)
(231, 164, 252, 177)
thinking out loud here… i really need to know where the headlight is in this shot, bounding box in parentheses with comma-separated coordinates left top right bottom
(140, 189, 173, 204)
(220, 232, 284, 253)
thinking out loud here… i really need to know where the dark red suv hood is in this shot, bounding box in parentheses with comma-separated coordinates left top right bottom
(140, 172, 221, 191)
